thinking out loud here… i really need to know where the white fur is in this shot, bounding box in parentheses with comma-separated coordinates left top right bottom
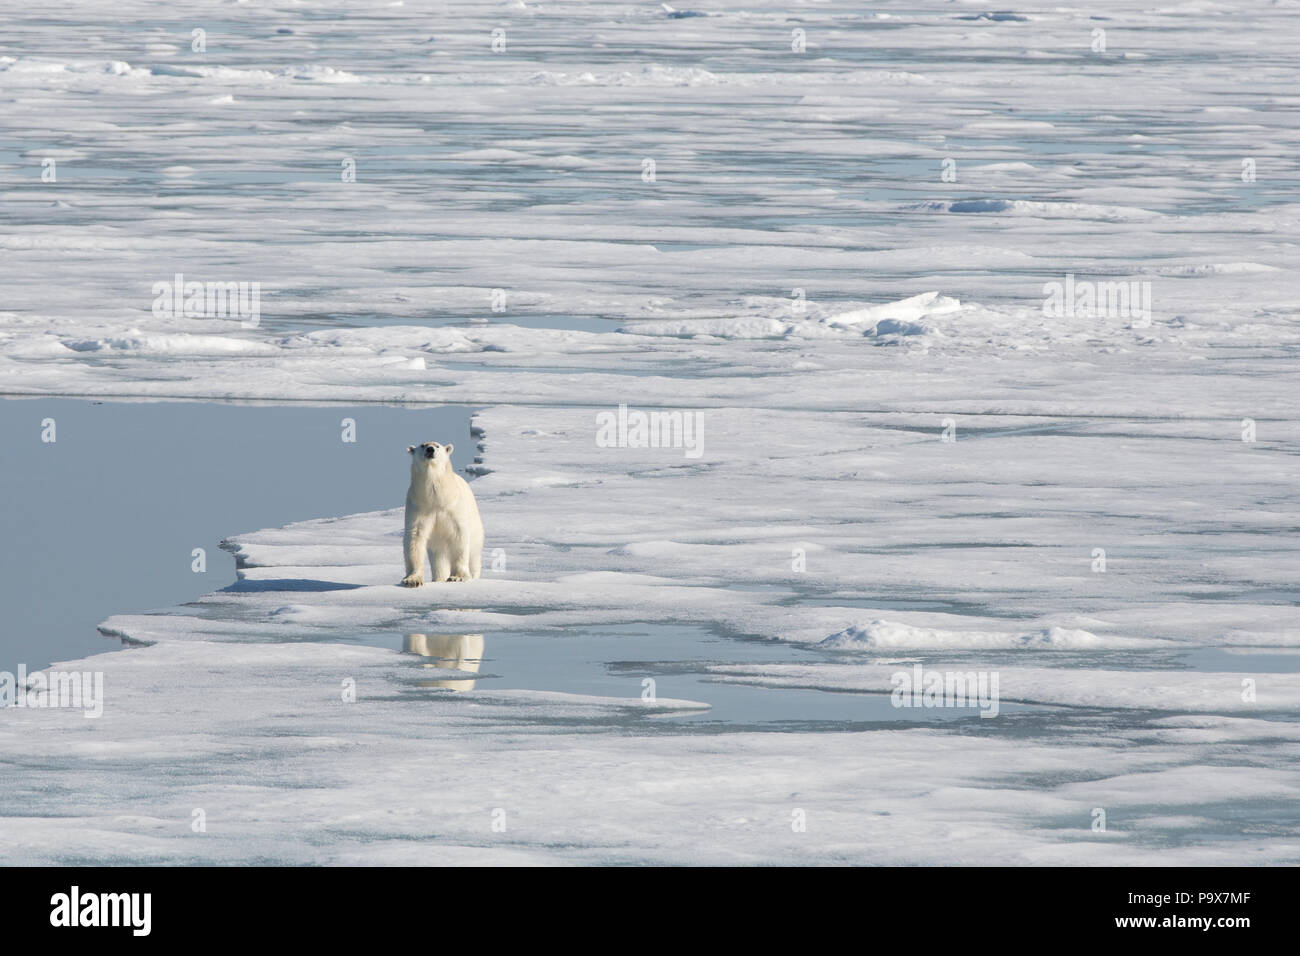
(400, 441, 484, 586)
(403, 633, 485, 691)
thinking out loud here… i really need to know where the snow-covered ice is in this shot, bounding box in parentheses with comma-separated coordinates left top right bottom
(1, 0, 1298, 864)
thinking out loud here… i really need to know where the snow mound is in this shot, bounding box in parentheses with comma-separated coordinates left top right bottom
(0, 57, 150, 76)
(818, 619, 1159, 651)
(818, 291, 962, 332)
(528, 65, 723, 87)
(619, 292, 962, 340)
(61, 334, 275, 355)
(913, 199, 1160, 221)
(1145, 262, 1281, 276)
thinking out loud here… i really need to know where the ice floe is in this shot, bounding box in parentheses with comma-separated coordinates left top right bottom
(3, 0, 1298, 864)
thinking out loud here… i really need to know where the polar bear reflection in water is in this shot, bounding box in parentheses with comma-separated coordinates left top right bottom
(403, 633, 485, 691)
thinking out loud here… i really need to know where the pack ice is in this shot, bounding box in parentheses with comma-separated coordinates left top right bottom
(2, 0, 1298, 864)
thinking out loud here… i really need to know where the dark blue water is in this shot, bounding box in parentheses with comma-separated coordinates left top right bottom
(0, 398, 473, 671)
(363, 623, 1042, 729)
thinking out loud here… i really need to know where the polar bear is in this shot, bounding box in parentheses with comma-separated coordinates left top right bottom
(404, 633, 485, 691)
(401, 441, 484, 586)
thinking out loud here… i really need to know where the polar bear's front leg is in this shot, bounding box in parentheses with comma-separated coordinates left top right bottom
(402, 517, 432, 587)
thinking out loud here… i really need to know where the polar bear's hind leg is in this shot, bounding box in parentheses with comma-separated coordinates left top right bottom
(449, 554, 472, 582)
(430, 546, 452, 584)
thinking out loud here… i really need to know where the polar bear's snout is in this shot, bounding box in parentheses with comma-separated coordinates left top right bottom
(406, 441, 446, 460)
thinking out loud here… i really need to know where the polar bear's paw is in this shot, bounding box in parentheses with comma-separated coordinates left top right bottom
(400, 573, 425, 587)
(446, 573, 468, 582)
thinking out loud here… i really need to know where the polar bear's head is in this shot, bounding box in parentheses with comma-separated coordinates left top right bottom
(407, 441, 453, 470)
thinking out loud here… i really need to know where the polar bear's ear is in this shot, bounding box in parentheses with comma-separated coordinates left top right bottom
(443, 443, 453, 456)
(406, 445, 416, 454)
